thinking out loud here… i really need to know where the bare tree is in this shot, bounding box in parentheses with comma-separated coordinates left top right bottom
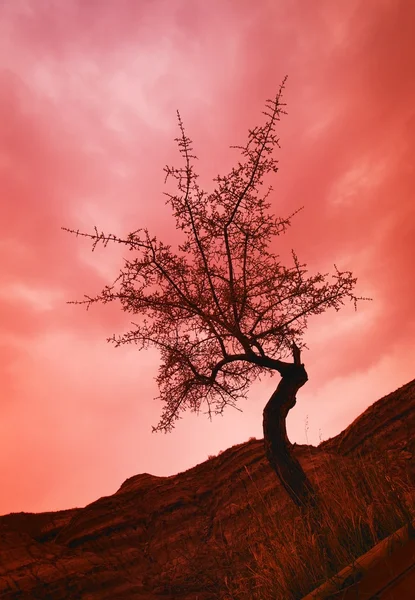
(62, 77, 369, 510)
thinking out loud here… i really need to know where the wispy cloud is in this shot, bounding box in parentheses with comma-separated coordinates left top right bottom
(0, 0, 414, 514)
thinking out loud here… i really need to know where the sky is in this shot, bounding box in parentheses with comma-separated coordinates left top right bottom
(1, 0, 414, 515)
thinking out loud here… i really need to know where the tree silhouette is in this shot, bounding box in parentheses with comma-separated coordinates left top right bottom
(62, 77, 369, 509)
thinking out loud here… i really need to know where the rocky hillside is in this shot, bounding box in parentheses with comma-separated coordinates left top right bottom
(0, 378, 414, 599)
(320, 378, 415, 482)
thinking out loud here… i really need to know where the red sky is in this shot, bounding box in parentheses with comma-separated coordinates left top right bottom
(1, 0, 414, 515)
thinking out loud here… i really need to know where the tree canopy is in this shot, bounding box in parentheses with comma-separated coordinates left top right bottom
(62, 78, 367, 433)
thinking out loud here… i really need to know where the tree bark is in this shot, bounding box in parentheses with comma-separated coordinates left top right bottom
(263, 343, 318, 510)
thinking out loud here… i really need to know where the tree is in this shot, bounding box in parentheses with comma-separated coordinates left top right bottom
(62, 77, 369, 510)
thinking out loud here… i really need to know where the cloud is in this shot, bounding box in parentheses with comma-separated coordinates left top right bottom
(0, 0, 414, 514)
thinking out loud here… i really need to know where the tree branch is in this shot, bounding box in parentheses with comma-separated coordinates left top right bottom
(168, 113, 229, 326)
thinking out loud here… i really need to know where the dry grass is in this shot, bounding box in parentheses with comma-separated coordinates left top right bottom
(215, 447, 414, 600)
(156, 435, 414, 599)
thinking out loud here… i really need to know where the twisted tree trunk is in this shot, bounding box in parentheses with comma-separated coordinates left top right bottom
(263, 343, 318, 510)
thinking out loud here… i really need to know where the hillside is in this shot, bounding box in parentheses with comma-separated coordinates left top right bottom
(0, 378, 414, 599)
